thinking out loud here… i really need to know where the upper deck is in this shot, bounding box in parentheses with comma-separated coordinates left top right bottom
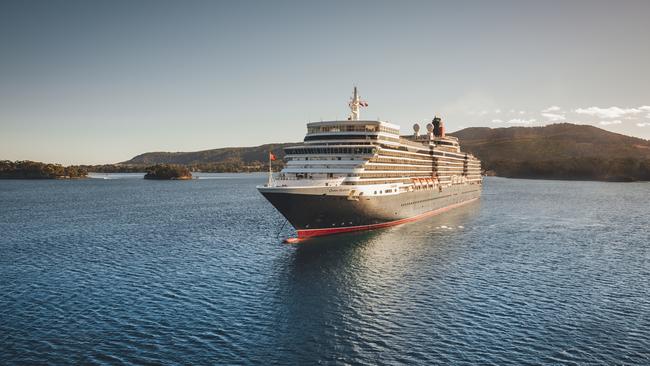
(304, 120, 400, 142)
(301, 119, 461, 153)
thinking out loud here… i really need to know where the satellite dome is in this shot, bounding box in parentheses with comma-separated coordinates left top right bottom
(413, 123, 420, 132)
(426, 123, 434, 132)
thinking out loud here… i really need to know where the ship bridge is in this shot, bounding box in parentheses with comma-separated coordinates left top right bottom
(304, 120, 400, 143)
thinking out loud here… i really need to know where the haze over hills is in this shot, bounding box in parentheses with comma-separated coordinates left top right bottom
(120, 123, 650, 181)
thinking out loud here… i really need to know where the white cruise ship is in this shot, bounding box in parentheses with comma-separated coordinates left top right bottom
(258, 87, 482, 238)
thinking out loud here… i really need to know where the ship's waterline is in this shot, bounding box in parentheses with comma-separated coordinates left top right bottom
(260, 184, 481, 237)
(257, 87, 482, 236)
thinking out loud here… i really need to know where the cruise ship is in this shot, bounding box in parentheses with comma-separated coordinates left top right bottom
(258, 88, 482, 238)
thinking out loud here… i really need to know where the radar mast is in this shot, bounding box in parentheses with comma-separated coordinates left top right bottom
(348, 86, 367, 120)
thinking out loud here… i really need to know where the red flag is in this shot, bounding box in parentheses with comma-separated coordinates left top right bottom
(269, 152, 276, 161)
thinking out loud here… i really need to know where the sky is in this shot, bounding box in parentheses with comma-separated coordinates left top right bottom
(1, 0, 650, 165)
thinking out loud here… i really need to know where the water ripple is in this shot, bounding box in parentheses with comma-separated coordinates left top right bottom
(1, 176, 649, 364)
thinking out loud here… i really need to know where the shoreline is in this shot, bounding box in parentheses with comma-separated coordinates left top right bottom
(1, 173, 649, 183)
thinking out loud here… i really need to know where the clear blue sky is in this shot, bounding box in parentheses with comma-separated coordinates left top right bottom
(2, 0, 650, 164)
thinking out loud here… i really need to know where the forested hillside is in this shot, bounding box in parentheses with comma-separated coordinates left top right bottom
(452, 123, 650, 181)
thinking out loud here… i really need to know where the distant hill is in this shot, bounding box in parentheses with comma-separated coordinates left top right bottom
(119, 143, 296, 172)
(124, 143, 294, 165)
(119, 123, 650, 181)
(452, 123, 650, 181)
(452, 123, 650, 160)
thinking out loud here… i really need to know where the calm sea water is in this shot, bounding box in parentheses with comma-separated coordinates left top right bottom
(1, 175, 649, 365)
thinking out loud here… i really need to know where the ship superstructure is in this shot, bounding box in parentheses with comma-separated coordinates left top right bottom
(258, 88, 482, 238)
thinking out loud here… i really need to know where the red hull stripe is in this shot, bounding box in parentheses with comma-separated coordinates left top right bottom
(296, 198, 478, 238)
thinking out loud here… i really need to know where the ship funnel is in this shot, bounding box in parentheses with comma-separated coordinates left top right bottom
(432, 116, 445, 137)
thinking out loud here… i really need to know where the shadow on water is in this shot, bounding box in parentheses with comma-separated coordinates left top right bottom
(264, 201, 482, 363)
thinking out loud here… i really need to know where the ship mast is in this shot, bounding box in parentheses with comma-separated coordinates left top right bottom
(348, 86, 367, 121)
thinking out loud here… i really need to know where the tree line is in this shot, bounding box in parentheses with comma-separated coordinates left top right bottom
(0, 160, 88, 179)
(144, 164, 192, 180)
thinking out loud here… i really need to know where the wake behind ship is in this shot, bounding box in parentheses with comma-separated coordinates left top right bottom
(257, 88, 482, 238)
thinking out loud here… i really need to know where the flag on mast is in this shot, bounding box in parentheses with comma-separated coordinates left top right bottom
(268, 152, 275, 186)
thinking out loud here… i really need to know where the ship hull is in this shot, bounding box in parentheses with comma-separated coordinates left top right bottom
(259, 184, 481, 238)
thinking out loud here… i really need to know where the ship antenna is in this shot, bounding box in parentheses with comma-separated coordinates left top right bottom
(348, 86, 367, 121)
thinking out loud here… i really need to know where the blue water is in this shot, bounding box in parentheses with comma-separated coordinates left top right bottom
(1, 175, 649, 365)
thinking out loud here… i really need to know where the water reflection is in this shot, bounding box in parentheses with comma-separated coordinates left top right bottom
(270, 201, 481, 363)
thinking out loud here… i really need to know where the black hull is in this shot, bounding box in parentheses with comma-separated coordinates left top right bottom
(260, 184, 481, 237)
